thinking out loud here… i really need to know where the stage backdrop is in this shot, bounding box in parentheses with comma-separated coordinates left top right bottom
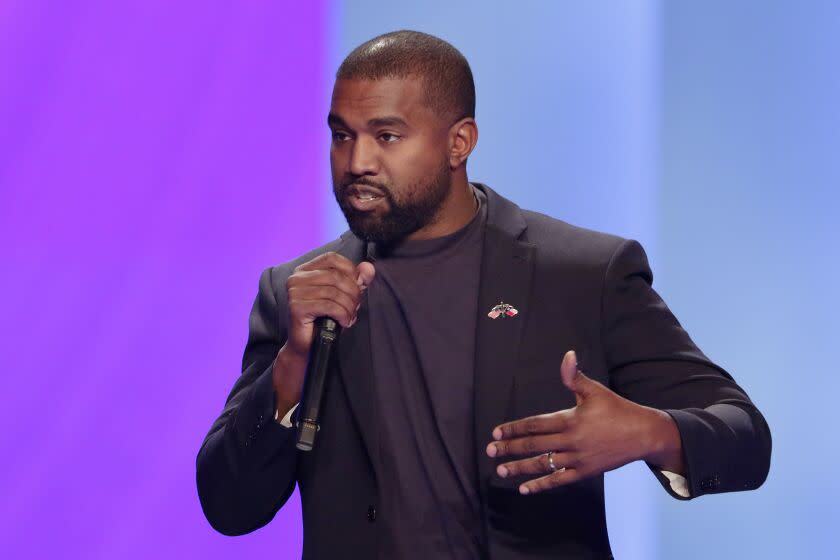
(0, 1, 836, 559)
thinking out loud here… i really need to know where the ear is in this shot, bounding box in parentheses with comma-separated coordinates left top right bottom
(448, 117, 478, 169)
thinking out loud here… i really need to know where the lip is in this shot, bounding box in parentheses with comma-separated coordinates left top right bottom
(346, 183, 386, 212)
(348, 183, 386, 197)
(348, 192, 386, 212)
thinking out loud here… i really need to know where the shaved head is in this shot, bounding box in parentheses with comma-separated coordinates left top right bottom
(336, 30, 475, 123)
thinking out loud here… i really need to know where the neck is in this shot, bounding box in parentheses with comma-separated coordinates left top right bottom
(405, 174, 477, 241)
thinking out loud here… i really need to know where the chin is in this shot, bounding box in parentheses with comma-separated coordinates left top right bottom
(348, 217, 413, 244)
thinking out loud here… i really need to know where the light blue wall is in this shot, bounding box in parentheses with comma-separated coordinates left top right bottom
(656, 3, 840, 558)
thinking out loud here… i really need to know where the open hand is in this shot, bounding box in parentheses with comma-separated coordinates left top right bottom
(485, 350, 681, 495)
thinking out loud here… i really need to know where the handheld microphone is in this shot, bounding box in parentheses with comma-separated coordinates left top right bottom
(295, 316, 341, 451)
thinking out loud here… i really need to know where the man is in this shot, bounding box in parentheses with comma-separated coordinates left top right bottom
(196, 30, 771, 559)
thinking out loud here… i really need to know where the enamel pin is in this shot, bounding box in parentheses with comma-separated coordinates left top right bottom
(487, 301, 519, 319)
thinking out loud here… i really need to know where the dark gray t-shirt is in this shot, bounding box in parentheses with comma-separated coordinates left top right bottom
(365, 185, 488, 559)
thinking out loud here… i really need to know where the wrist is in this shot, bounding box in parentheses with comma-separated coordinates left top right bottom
(276, 343, 308, 369)
(272, 344, 307, 418)
(642, 408, 686, 475)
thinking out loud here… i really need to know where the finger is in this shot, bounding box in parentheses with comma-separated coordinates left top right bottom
(355, 262, 376, 291)
(289, 268, 362, 304)
(496, 451, 575, 478)
(289, 285, 358, 326)
(519, 467, 579, 495)
(486, 433, 574, 458)
(291, 298, 356, 329)
(492, 410, 573, 441)
(295, 251, 357, 278)
(560, 350, 580, 393)
(560, 350, 598, 400)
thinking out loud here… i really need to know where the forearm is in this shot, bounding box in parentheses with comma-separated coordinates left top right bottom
(601, 239, 771, 498)
(273, 344, 308, 422)
(196, 365, 299, 535)
(663, 402, 771, 497)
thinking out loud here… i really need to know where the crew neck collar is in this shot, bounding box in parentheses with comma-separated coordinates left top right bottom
(366, 184, 486, 261)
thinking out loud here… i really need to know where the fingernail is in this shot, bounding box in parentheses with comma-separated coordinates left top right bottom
(486, 444, 497, 457)
(519, 485, 530, 495)
(493, 428, 503, 440)
(355, 303, 361, 312)
(497, 465, 508, 478)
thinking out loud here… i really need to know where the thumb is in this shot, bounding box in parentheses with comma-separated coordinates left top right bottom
(560, 350, 593, 402)
(355, 261, 376, 291)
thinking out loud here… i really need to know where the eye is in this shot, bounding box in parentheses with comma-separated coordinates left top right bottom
(379, 132, 400, 143)
(331, 131, 350, 142)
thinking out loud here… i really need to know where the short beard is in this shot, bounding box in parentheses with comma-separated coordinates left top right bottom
(333, 159, 451, 245)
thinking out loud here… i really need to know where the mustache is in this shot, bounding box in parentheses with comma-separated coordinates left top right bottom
(341, 176, 388, 191)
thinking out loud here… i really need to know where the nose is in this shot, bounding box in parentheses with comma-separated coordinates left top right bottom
(348, 135, 379, 177)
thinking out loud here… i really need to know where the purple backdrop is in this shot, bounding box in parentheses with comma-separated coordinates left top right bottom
(0, 2, 328, 557)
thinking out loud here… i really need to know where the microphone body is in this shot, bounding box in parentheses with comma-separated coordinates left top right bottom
(295, 317, 341, 451)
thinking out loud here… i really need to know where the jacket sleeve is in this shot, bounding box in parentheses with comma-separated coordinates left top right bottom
(601, 240, 772, 500)
(196, 266, 300, 535)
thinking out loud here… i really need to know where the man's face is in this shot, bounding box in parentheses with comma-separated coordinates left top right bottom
(329, 77, 452, 244)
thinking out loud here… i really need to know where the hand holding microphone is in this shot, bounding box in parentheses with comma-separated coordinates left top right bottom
(271, 252, 375, 448)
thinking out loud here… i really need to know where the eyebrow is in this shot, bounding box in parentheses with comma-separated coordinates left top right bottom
(327, 113, 410, 129)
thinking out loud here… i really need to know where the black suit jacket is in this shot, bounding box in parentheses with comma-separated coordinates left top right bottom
(196, 183, 771, 559)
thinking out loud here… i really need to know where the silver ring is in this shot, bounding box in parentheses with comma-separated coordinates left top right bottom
(546, 451, 565, 473)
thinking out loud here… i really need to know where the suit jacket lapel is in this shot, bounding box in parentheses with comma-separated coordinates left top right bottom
(334, 234, 380, 470)
(471, 183, 536, 495)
